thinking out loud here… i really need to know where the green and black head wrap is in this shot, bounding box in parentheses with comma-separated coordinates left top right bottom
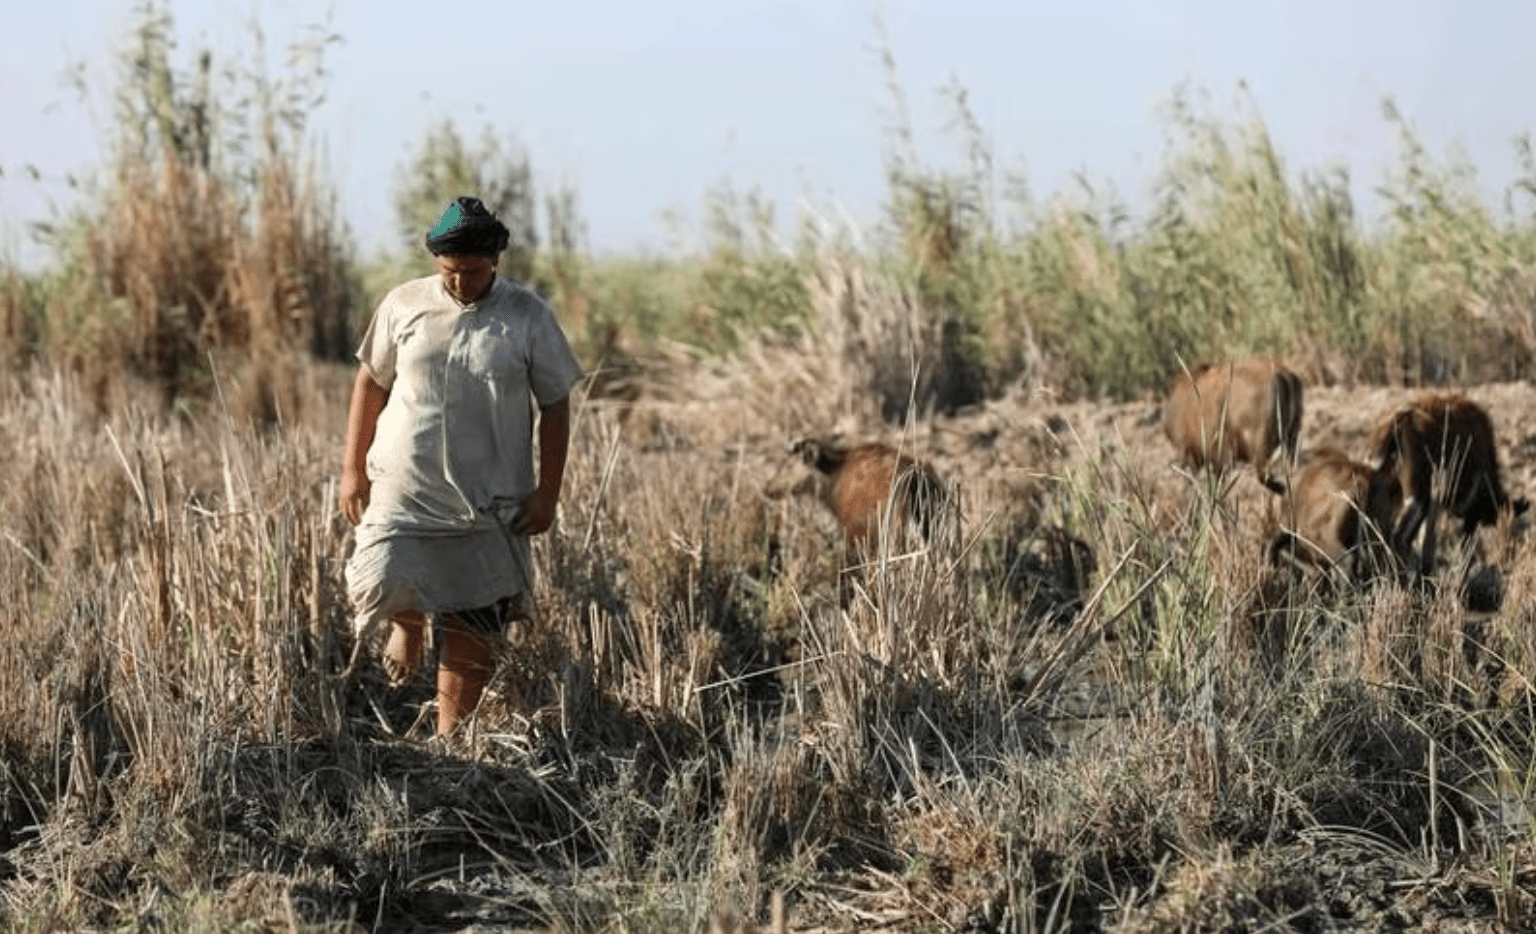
(425, 196, 510, 256)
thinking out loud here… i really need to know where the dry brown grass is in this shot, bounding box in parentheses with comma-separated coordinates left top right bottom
(11, 4, 357, 430)
(52, 141, 354, 422)
(3, 258, 1536, 931)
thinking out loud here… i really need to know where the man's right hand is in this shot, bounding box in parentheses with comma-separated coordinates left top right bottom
(340, 468, 371, 526)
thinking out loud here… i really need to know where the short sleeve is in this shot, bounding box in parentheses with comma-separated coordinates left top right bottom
(355, 297, 398, 390)
(527, 300, 585, 407)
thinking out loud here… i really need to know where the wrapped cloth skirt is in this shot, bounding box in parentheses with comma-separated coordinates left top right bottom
(345, 521, 532, 638)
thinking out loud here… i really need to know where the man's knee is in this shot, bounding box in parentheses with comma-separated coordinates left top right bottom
(439, 618, 494, 674)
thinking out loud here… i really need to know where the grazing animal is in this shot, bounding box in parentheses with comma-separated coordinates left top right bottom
(1162, 359, 1304, 493)
(1269, 447, 1403, 581)
(785, 437, 949, 557)
(1371, 393, 1528, 575)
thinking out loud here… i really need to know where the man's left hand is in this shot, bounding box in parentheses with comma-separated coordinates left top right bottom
(515, 488, 559, 536)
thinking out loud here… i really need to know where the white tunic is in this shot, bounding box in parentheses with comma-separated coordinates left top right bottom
(344, 275, 584, 634)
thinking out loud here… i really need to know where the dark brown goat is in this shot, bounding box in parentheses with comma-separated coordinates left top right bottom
(1269, 447, 1403, 581)
(1371, 393, 1528, 575)
(1162, 359, 1304, 492)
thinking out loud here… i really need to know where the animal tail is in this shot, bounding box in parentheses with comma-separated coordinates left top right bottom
(900, 463, 951, 542)
(1274, 368, 1305, 467)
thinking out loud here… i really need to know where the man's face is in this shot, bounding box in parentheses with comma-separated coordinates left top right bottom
(435, 253, 498, 304)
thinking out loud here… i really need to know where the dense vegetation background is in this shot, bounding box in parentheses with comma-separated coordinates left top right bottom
(7, 4, 1536, 419)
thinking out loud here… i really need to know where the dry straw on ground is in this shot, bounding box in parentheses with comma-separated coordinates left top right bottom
(5, 259, 1536, 929)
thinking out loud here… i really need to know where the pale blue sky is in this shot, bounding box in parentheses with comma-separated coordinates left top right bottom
(2, 0, 1532, 266)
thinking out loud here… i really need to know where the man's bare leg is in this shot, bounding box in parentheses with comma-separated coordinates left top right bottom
(383, 611, 427, 688)
(437, 616, 495, 735)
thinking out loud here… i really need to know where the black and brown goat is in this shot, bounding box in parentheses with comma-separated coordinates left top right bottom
(1370, 394, 1528, 575)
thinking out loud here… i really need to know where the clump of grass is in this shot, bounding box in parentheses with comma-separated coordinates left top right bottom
(700, 253, 947, 436)
(0, 269, 42, 369)
(26, 2, 355, 422)
(1371, 99, 1536, 384)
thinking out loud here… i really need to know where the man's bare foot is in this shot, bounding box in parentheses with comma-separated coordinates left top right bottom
(382, 620, 425, 688)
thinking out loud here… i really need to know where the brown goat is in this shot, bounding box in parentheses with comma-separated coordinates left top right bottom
(1162, 359, 1304, 493)
(1269, 447, 1403, 581)
(1371, 393, 1528, 575)
(785, 437, 949, 557)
